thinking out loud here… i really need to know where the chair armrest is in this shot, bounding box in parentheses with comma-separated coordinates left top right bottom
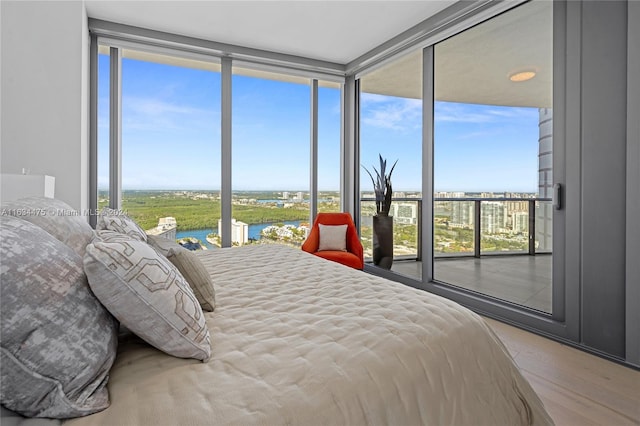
(302, 226, 320, 253)
(346, 228, 364, 263)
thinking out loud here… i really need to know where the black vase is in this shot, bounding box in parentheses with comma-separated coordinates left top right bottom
(373, 215, 393, 269)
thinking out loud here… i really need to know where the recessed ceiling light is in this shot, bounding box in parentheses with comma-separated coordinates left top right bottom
(509, 70, 536, 82)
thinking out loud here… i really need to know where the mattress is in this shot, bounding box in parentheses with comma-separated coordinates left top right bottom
(64, 244, 552, 425)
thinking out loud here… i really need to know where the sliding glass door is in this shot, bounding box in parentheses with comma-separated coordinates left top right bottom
(432, 0, 555, 313)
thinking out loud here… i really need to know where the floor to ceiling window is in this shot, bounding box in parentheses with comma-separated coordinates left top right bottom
(95, 41, 341, 251)
(97, 50, 110, 208)
(432, 0, 554, 313)
(359, 51, 423, 275)
(230, 67, 311, 247)
(317, 83, 342, 213)
(98, 46, 221, 250)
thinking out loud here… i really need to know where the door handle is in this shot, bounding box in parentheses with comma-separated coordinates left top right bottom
(553, 183, 562, 210)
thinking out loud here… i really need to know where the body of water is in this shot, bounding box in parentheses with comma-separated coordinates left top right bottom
(176, 220, 301, 249)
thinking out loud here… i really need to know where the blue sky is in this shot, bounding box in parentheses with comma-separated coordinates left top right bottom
(99, 56, 540, 193)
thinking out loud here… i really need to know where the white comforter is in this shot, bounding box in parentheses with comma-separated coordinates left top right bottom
(66, 244, 552, 425)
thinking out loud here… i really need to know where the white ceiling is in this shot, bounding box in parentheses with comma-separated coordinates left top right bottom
(361, 0, 553, 108)
(84, 0, 456, 65)
(85, 0, 552, 109)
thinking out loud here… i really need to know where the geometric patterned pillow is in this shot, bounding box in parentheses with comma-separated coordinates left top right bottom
(96, 207, 147, 242)
(0, 215, 118, 418)
(147, 235, 216, 312)
(83, 236, 211, 361)
(95, 229, 138, 243)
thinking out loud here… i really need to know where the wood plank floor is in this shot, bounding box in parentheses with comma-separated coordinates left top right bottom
(484, 317, 640, 426)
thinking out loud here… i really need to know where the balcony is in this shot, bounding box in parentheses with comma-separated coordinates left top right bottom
(361, 197, 553, 313)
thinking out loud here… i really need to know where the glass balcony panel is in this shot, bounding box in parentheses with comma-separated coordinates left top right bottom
(434, 200, 476, 257)
(535, 200, 553, 254)
(392, 199, 420, 260)
(360, 200, 376, 261)
(361, 198, 421, 263)
(480, 200, 529, 254)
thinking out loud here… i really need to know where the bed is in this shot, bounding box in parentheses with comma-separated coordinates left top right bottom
(1, 198, 553, 425)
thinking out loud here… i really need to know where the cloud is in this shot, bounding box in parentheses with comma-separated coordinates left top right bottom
(122, 96, 220, 132)
(361, 96, 422, 131)
(435, 102, 538, 124)
(360, 93, 392, 105)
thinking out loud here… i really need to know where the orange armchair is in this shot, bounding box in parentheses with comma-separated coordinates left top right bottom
(302, 212, 364, 270)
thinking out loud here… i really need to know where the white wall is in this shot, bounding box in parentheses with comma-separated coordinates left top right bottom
(0, 1, 89, 210)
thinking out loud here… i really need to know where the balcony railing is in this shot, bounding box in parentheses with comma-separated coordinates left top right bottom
(360, 197, 552, 262)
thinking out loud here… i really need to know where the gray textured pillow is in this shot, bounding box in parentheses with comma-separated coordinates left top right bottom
(0, 196, 95, 257)
(147, 235, 216, 311)
(145, 233, 181, 257)
(96, 207, 147, 242)
(0, 216, 118, 419)
(83, 236, 211, 361)
(318, 224, 348, 251)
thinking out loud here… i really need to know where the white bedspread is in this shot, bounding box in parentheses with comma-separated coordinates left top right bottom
(66, 244, 552, 425)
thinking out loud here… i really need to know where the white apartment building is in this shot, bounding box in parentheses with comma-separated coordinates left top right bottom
(146, 216, 177, 240)
(481, 201, 508, 233)
(512, 211, 530, 234)
(218, 218, 249, 245)
(391, 202, 418, 225)
(435, 191, 465, 199)
(450, 201, 474, 228)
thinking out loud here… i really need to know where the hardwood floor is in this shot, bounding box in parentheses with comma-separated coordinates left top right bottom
(484, 317, 640, 426)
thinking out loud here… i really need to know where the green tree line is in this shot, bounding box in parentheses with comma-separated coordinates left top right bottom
(99, 192, 318, 231)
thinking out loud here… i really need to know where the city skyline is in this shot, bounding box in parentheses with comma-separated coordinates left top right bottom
(98, 55, 542, 193)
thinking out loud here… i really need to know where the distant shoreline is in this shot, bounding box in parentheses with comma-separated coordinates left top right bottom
(175, 220, 302, 249)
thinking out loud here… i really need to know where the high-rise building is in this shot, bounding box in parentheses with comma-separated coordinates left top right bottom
(512, 211, 529, 234)
(435, 191, 465, 199)
(481, 201, 507, 233)
(146, 216, 177, 240)
(507, 200, 529, 214)
(218, 218, 249, 245)
(451, 201, 474, 228)
(391, 202, 418, 225)
(537, 107, 553, 251)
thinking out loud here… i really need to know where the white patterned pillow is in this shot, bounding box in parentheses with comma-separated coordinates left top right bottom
(1, 196, 95, 257)
(318, 224, 348, 251)
(147, 235, 216, 312)
(96, 229, 138, 243)
(83, 236, 211, 361)
(0, 216, 118, 418)
(96, 207, 147, 242)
